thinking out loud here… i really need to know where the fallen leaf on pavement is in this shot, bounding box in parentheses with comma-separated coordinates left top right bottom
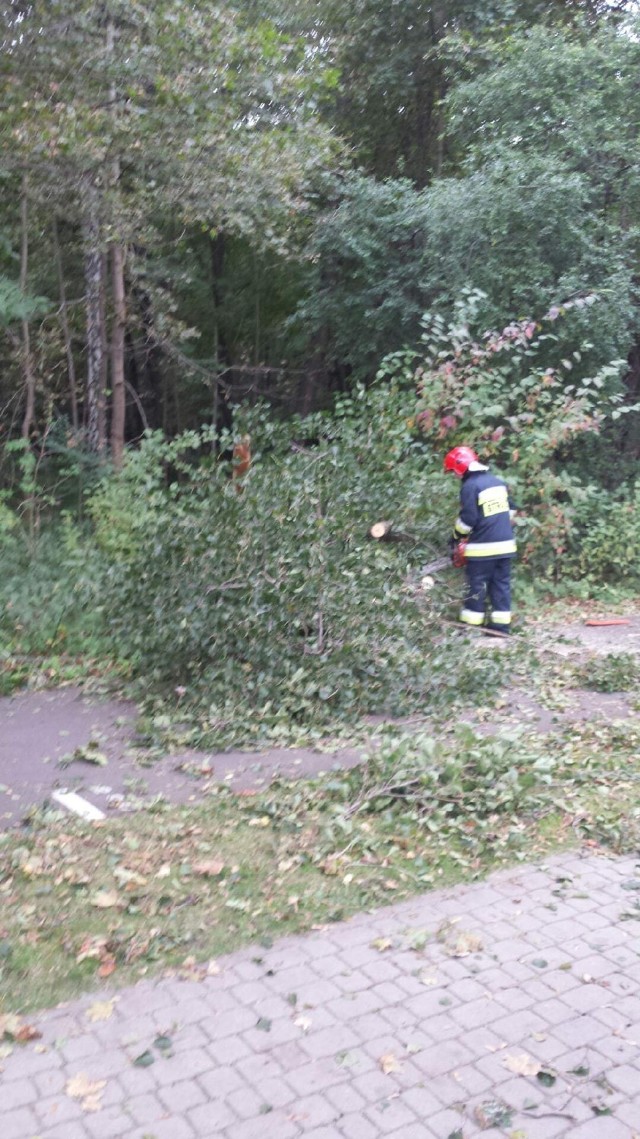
(407, 929, 430, 952)
(66, 1073, 107, 1112)
(132, 1050, 155, 1067)
(61, 743, 108, 767)
(371, 937, 393, 952)
(474, 1100, 513, 1129)
(537, 1068, 557, 1087)
(86, 1000, 115, 1023)
(379, 1052, 401, 1075)
(444, 930, 484, 957)
(336, 1050, 359, 1068)
(504, 1052, 541, 1076)
(0, 1013, 41, 1043)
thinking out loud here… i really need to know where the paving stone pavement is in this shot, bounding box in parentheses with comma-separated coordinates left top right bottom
(4, 850, 640, 1139)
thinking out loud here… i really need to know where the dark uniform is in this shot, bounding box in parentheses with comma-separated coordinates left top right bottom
(453, 466, 517, 633)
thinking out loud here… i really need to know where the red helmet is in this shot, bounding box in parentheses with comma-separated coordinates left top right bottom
(443, 445, 478, 476)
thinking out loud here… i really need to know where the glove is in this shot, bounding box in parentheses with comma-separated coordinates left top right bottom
(451, 540, 467, 568)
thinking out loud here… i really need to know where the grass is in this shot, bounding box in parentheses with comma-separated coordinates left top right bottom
(3, 712, 640, 1016)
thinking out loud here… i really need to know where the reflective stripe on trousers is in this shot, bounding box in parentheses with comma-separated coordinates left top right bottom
(461, 557, 513, 630)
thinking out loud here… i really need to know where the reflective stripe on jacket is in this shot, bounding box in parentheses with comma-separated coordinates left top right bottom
(453, 470, 517, 559)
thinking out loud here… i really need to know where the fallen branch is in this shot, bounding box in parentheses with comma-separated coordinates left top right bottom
(204, 580, 248, 593)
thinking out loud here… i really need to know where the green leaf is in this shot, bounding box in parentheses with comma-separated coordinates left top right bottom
(570, 1065, 590, 1077)
(537, 1069, 556, 1087)
(133, 1050, 155, 1067)
(336, 1050, 359, 1069)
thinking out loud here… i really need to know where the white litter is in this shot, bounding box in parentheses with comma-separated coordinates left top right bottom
(51, 790, 106, 821)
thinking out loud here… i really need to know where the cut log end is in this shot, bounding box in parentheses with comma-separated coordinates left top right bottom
(369, 520, 393, 540)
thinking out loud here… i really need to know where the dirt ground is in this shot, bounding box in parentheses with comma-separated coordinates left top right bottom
(539, 612, 640, 656)
(1, 615, 638, 831)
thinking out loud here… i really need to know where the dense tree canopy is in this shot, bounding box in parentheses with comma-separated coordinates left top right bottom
(0, 0, 639, 459)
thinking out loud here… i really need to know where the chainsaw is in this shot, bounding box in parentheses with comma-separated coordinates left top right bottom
(419, 540, 467, 578)
(416, 542, 467, 592)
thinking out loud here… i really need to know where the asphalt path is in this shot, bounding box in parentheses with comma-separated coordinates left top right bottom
(0, 686, 361, 831)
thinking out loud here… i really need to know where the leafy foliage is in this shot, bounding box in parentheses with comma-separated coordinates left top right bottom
(306, 726, 550, 836)
(0, 274, 48, 326)
(575, 652, 639, 693)
(0, 522, 104, 658)
(297, 150, 635, 382)
(571, 484, 640, 585)
(88, 393, 504, 739)
(382, 290, 633, 576)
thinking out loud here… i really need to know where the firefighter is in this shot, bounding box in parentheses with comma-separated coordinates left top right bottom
(443, 445, 517, 634)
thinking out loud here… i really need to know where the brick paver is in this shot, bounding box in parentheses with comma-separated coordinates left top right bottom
(3, 851, 640, 1137)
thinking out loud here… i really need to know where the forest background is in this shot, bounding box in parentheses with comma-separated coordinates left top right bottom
(1, 0, 640, 743)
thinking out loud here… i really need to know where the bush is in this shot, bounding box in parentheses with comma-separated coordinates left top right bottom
(0, 520, 104, 657)
(573, 484, 640, 586)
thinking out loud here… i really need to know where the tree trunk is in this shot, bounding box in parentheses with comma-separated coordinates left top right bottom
(210, 232, 229, 363)
(81, 176, 106, 455)
(107, 16, 127, 470)
(210, 231, 228, 433)
(110, 241, 126, 469)
(20, 172, 36, 440)
(130, 275, 164, 429)
(52, 216, 79, 432)
(98, 251, 108, 451)
(621, 340, 640, 460)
